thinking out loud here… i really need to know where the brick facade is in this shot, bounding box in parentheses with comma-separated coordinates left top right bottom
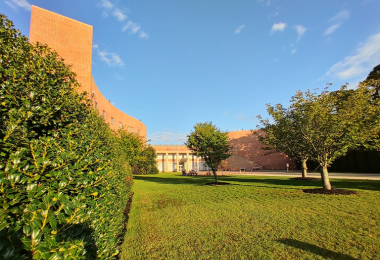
(228, 130, 292, 170)
(29, 6, 146, 135)
(153, 130, 293, 172)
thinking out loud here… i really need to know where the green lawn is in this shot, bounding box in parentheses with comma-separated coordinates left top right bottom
(120, 172, 380, 260)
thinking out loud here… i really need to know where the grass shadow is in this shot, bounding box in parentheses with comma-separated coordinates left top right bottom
(277, 238, 357, 260)
(134, 174, 380, 191)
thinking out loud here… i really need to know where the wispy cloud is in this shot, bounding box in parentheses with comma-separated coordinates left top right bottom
(93, 45, 124, 67)
(257, 0, 271, 7)
(326, 33, 380, 80)
(295, 25, 306, 41)
(149, 132, 188, 143)
(100, 0, 113, 10)
(271, 22, 286, 34)
(122, 21, 141, 34)
(113, 9, 127, 21)
(5, 0, 31, 11)
(292, 49, 296, 54)
(114, 73, 125, 80)
(97, 0, 148, 39)
(139, 31, 149, 38)
(324, 10, 349, 35)
(235, 24, 245, 34)
(329, 10, 350, 22)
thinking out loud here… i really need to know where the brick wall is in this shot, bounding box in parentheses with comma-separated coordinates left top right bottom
(29, 6, 146, 136)
(228, 130, 293, 170)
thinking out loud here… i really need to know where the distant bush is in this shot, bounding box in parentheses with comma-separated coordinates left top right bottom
(0, 14, 132, 259)
(118, 130, 159, 175)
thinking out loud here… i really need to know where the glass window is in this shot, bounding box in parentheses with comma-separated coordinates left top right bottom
(95, 102, 97, 109)
(119, 122, 122, 129)
(111, 117, 114, 124)
(102, 110, 105, 118)
(131, 127, 134, 133)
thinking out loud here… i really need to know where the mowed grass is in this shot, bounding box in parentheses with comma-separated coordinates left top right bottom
(120, 172, 380, 260)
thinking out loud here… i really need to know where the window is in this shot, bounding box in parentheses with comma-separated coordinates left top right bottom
(119, 122, 122, 129)
(95, 102, 97, 110)
(102, 110, 105, 118)
(131, 127, 134, 133)
(138, 130, 140, 134)
(111, 117, 114, 125)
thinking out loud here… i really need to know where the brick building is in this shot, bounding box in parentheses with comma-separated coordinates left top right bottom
(29, 6, 146, 135)
(153, 130, 293, 172)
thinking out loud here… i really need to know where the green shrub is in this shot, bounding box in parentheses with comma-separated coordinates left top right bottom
(118, 130, 158, 175)
(0, 14, 132, 259)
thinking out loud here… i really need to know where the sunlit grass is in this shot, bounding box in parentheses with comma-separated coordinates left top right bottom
(120, 172, 380, 259)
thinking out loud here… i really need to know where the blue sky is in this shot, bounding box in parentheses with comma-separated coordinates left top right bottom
(2, 0, 380, 144)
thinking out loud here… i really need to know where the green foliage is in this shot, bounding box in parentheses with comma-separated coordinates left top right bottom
(0, 14, 132, 259)
(118, 130, 159, 175)
(256, 104, 311, 177)
(138, 146, 159, 175)
(185, 122, 231, 183)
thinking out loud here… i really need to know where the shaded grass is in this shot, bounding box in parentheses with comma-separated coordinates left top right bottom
(120, 172, 380, 259)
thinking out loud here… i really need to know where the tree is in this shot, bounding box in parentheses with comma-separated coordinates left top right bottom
(257, 104, 311, 178)
(287, 84, 380, 190)
(185, 122, 231, 183)
(118, 130, 159, 175)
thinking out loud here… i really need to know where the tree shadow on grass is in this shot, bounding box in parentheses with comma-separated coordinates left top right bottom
(133, 175, 380, 192)
(277, 238, 357, 260)
(222, 176, 380, 191)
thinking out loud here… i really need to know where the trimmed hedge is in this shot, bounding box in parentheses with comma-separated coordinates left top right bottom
(0, 14, 132, 259)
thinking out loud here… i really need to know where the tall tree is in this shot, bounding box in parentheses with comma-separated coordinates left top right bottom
(288, 84, 380, 190)
(257, 104, 311, 178)
(185, 122, 231, 183)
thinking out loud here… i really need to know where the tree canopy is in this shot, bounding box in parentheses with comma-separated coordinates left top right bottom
(185, 122, 231, 183)
(258, 82, 380, 190)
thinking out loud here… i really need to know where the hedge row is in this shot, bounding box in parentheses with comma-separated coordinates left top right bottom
(0, 14, 135, 259)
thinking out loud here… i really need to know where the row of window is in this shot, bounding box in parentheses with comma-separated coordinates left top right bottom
(93, 101, 140, 133)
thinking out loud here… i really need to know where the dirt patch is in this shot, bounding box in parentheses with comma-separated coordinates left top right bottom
(303, 188, 357, 195)
(292, 177, 319, 181)
(205, 182, 231, 186)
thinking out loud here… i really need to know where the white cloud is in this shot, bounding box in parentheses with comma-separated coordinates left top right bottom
(292, 49, 296, 54)
(324, 24, 340, 35)
(329, 10, 350, 22)
(94, 46, 124, 67)
(295, 25, 306, 41)
(100, 0, 113, 10)
(148, 132, 188, 143)
(271, 22, 286, 34)
(324, 10, 349, 36)
(5, 0, 31, 11)
(101, 11, 109, 18)
(257, 0, 271, 7)
(122, 21, 141, 34)
(139, 31, 149, 38)
(113, 9, 127, 21)
(235, 24, 245, 34)
(326, 33, 380, 80)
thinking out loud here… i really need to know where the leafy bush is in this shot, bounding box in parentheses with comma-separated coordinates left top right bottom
(118, 130, 158, 175)
(0, 14, 132, 259)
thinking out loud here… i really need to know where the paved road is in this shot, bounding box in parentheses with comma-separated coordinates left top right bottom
(198, 170, 380, 180)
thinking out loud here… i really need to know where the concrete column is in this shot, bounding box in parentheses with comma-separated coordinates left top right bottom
(197, 156, 199, 171)
(176, 152, 179, 172)
(165, 153, 168, 172)
(186, 152, 189, 170)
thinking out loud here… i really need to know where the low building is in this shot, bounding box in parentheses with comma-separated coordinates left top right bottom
(153, 130, 292, 172)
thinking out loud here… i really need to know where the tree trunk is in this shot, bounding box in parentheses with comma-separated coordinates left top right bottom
(320, 165, 332, 190)
(212, 169, 219, 183)
(301, 158, 308, 178)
